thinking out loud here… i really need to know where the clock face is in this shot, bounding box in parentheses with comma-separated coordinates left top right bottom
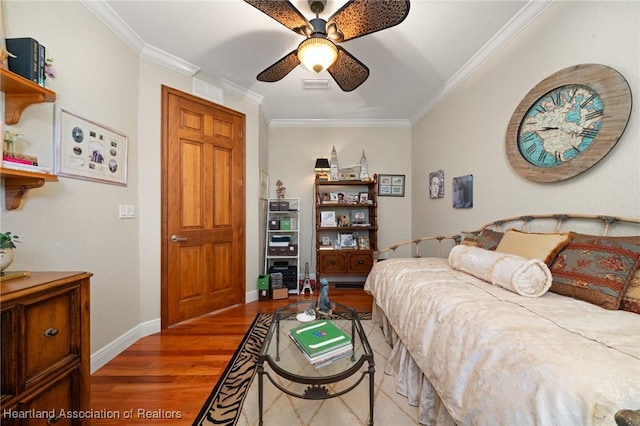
(517, 85, 603, 167)
(505, 64, 632, 183)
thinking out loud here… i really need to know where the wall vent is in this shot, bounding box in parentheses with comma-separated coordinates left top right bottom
(302, 79, 331, 91)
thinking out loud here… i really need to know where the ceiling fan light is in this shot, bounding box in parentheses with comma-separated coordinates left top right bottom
(297, 38, 338, 74)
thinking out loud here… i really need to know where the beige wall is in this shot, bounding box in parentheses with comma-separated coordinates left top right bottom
(411, 1, 639, 243)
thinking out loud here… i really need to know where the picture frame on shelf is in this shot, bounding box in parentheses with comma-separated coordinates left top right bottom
(378, 174, 405, 197)
(339, 233, 356, 248)
(320, 211, 336, 227)
(321, 236, 331, 246)
(54, 108, 128, 186)
(359, 192, 369, 203)
(358, 236, 370, 250)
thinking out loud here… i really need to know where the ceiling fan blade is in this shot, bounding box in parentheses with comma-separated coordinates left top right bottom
(244, 0, 312, 36)
(328, 0, 410, 42)
(257, 49, 300, 82)
(327, 46, 369, 92)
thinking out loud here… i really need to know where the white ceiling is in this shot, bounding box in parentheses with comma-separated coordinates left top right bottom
(87, 0, 551, 125)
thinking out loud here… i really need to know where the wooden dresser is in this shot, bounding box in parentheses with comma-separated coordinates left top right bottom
(1, 272, 92, 425)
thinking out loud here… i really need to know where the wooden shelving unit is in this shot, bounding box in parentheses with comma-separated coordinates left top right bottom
(1, 68, 56, 125)
(0, 167, 58, 210)
(1, 68, 58, 210)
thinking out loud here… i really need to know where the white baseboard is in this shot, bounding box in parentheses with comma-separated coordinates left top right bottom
(90, 285, 305, 373)
(90, 318, 161, 373)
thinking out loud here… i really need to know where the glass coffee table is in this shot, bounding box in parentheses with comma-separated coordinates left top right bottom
(256, 300, 375, 426)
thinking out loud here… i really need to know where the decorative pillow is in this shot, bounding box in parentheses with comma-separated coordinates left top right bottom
(449, 245, 552, 297)
(549, 234, 640, 310)
(476, 229, 504, 251)
(495, 229, 572, 265)
(620, 270, 640, 314)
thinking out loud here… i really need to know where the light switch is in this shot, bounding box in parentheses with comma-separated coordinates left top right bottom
(119, 204, 136, 219)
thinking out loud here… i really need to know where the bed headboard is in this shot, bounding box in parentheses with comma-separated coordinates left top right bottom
(375, 213, 640, 261)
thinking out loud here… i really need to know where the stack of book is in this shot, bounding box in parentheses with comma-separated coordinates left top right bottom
(6, 37, 47, 86)
(2, 151, 52, 174)
(289, 320, 353, 368)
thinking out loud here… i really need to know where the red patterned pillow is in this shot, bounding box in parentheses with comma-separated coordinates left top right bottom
(549, 234, 640, 310)
(476, 229, 504, 251)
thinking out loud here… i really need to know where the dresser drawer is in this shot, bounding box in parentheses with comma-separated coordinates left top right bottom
(348, 253, 373, 273)
(18, 367, 80, 426)
(24, 288, 80, 386)
(319, 253, 347, 273)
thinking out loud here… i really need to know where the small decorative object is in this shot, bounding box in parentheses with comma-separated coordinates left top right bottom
(359, 150, 369, 180)
(337, 215, 349, 227)
(0, 231, 19, 272)
(275, 180, 286, 200)
(338, 165, 361, 180)
(453, 174, 473, 208)
(0, 48, 16, 69)
(317, 278, 332, 314)
(330, 145, 339, 181)
(44, 57, 56, 80)
(3, 129, 23, 153)
(378, 174, 405, 197)
(505, 64, 632, 182)
(429, 170, 444, 199)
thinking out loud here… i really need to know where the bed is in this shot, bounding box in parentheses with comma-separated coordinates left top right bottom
(364, 214, 640, 425)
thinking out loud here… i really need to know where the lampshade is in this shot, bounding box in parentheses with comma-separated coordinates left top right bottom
(297, 38, 338, 73)
(314, 158, 330, 171)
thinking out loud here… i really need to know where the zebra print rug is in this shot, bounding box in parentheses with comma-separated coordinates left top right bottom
(193, 312, 372, 426)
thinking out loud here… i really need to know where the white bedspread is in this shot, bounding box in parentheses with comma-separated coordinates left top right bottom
(364, 257, 640, 425)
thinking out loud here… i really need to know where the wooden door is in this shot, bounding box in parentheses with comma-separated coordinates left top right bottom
(161, 86, 245, 328)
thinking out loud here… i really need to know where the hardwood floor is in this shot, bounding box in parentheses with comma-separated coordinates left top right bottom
(90, 289, 373, 424)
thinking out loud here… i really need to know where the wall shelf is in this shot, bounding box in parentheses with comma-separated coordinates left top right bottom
(1, 68, 56, 124)
(0, 168, 58, 210)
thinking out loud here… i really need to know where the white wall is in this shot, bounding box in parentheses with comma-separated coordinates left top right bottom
(411, 1, 640, 242)
(2, 1, 264, 365)
(267, 126, 412, 275)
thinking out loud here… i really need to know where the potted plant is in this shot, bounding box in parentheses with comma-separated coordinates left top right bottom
(0, 231, 19, 272)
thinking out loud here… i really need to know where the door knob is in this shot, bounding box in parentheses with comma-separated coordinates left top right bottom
(171, 235, 188, 242)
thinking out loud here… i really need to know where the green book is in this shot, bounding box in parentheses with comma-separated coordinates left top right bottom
(289, 320, 352, 358)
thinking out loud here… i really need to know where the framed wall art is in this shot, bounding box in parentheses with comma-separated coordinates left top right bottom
(378, 174, 405, 197)
(54, 108, 128, 186)
(429, 169, 444, 199)
(452, 174, 473, 208)
(260, 169, 269, 199)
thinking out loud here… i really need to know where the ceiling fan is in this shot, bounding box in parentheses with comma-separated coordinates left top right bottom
(244, 0, 410, 92)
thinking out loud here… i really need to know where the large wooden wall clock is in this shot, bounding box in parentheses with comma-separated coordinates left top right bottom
(505, 64, 632, 182)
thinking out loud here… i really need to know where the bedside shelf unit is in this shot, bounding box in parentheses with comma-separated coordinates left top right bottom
(264, 198, 300, 294)
(1, 68, 58, 210)
(314, 175, 378, 287)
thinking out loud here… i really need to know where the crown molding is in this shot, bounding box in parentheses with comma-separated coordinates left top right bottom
(269, 119, 411, 128)
(81, 0, 199, 76)
(410, 0, 553, 124)
(221, 78, 264, 106)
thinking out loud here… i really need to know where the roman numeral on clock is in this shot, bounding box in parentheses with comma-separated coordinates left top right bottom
(585, 110, 603, 120)
(580, 128, 598, 138)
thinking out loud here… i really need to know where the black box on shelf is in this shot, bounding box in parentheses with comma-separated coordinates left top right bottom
(268, 219, 280, 230)
(269, 201, 279, 211)
(278, 201, 290, 210)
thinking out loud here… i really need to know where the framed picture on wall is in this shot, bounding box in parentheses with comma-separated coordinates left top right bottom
(378, 174, 405, 197)
(452, 174, 473, 208)
(429, 169, 444, 199)
(54, 108, 128, 186)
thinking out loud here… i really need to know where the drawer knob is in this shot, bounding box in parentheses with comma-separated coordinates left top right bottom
(47, 415, 61, 424)
(358, 260, 364, 265)
(44, 328, 59, 337)
(331, 260, 336, 265)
